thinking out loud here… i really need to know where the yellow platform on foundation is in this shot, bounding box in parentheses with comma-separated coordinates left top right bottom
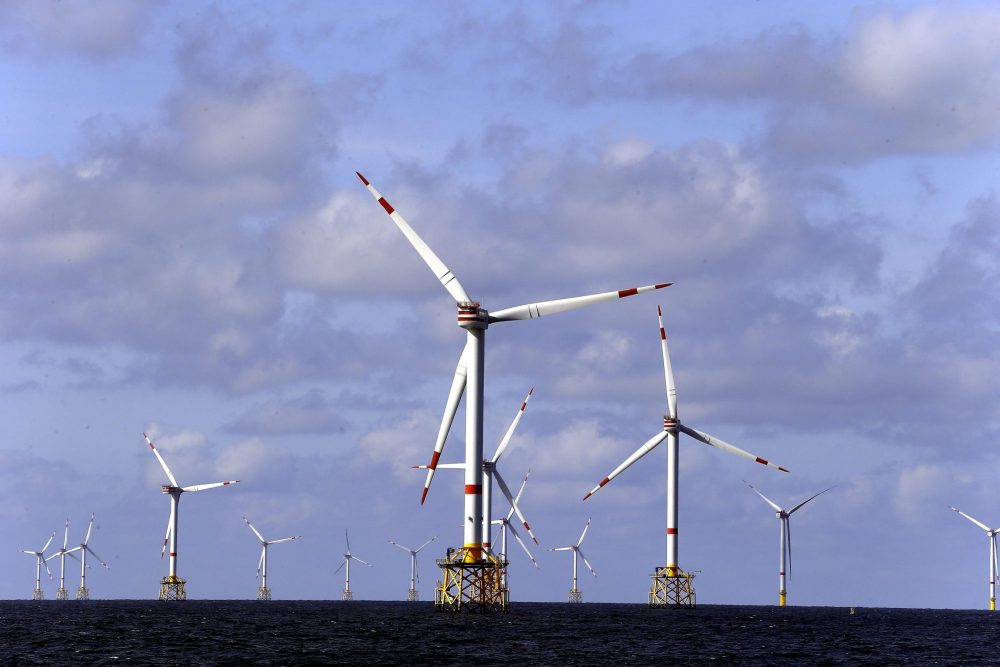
(435, 547, 508, 612)
(649, 565, 696, 608)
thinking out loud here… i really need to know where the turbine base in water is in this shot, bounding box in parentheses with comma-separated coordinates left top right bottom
(434, 547, 508, 612)
(568, 588, 583, 604)
(649, 565, 696, 609)
(341, 590, 354, 601)
(31, 589, 44, 601)
(407, 588, 420, 602)
(159, 575, 187, 601)
(257, 586, 271, 601)
(55, 587, 69, 601)
(76, 587, 90, 601)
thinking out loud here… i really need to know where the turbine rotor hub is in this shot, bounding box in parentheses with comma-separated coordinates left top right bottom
(663, 416, 679, 432)
(161, 485, 181, 494)
(457, 302, 488, 330)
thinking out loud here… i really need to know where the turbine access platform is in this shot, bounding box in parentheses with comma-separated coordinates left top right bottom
(649, 565, 696, 608)
(434, 547, 508, 612)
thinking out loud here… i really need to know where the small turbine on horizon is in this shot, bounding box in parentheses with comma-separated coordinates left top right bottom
(20, 531, 55, 600)
(336, 530, 370, 601)
(745, 482, 832, 606)
(73, 513, 109, 600)
(388, 535, 437, 601)
(144, 432, 240, 601)
(549, 518, 596, 603)
(950, 506, 1000, 611)
(243, 516, 300, 601)
(45, 520, 81, 601)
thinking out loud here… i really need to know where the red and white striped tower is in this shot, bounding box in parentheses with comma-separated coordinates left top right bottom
(584, 307, 788, 607)
(357, 172, 670, 609)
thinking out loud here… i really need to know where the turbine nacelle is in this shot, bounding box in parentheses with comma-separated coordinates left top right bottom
(457, 302, 488, 330)
(162, 485, 181, 494)
(663, 416, 679, 432)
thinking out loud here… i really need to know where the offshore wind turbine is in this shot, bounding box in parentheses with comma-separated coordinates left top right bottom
(415, 388, 538, 552)
(548, 518, 596, 603)
(950, 506, 1000, 611)
(20, 531, 55, 600)
(493, 471, 540, 589)
(357, 171, 670, 610)
(336, 530, 370, 601)
(45, 520, 81, 600)
(243, 516, 301, 601)
(143, 432, 240, 600)
(73, 513, 110, 600)
(745, 482, 832, 606)
(584, 307, 788, 607)
(388, 535, 437, 601)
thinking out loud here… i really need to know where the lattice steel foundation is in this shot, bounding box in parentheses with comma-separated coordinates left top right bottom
(55, 587, 69, 601)
(568, 588, 583, 603)
(407, 588, 419, 601)
(76, 587, 90, 601)
(32, 589, 44, 601)
(649, 566, 696, 608)
(257, 586, 271, 601)
(434, 548, 508, 612)
(159, 575, 187, 601)
(342, 590, 354, 601)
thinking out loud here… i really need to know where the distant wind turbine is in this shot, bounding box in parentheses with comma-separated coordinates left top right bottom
(492, 470, 540, 589)
(336, 530, 370, 601)
(745, 482, 832, 606)
(45, 520, 81, 600)
(388, 535, 437, 601)
(549, 518, 596, 603)
(73, 513, 109, 600)
(20, 531, 55, 600)
(950, 506, 1000, 611)
(243, 516, 300, 601)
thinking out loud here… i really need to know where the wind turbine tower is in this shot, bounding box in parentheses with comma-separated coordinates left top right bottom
(243, 516, 300, 601)
(74, 513, 110, 600)
(950, 506, 1000, 611)
(357, 171, 670, 611)
(20, 531, 55, 600)
(45, 520, 81, 600)
(337, 530, 370, 601)
(745, 482, 831, 606)
(549, 518, 596, 603)
(584, 307, 788, 608)
(144, 433, 240, 600)
(388, 536, 437, 601)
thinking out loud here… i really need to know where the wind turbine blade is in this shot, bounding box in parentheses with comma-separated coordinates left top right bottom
(508, 524, 539, 568)
(950, 506, 992, 532)
(334, 559, 345, 575)
(351, 555, 372, 567)
(514, 470, 531, 504)
(44, 552, 60, 563)
(41, 531, 55, 553)
(496, 470, 538, 544)
(243, 516, 266, 543)
(181, 480, 240, 492)
(785, 517, 792, 578)
(744, 480, 783, 513)
(788, 486, 835, 515)
(994, 535, 999, 584)
(62, 520, 69, 549)
(84, 546, 109, 569)
(491, 388, 533, 464)
(269, 536, 300, 545)
(577, 518, 592, 547)
(415, 536, 437, 553)
(679, 425, 789, 472)
(578, 549, 597, 577)
(389, 540, 413, 553)
(67, 549, 81, 563)
(161, 505, 174, 559)
(415, 463, 464, 470)
(43, 559, 53, 580)
(422, 341, 470, 504)
(257, 548, 265, 579)
(549, 546, 574, 552)
(489, 282, 672, 323)
(583, 430, 668, 500)
(355, 172, 471, 303)
(84, 513, 95, 546)
(345, 530, 351, 554)
(657, 306, 678, 418)
(144, 433, 179, 487)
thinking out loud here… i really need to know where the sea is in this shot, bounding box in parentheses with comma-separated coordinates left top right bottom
(2, 601, 998, 665)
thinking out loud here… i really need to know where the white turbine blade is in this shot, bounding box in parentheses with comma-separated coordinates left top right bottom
(144, 433, 179, 487)
(345, 530, 351, 554)
(414, 463, 464, 470)
(62, 520, 69, 549)
(415, 536, 437, 553)
(994, 535, 999, 584)
(489, 282, 672, 323)
(785, 517, 792, 578)
(84, 545, 109, 569)
(496, 470, 538, 544)
(744, 480, 783, 513)
(84, 513, 95, 546)
(950, 506, 992, 532)
(389, 540, 413, 553)
(657, 306, 677, 419)
(491, 388, 533, 464)
(269, 536, 300, 545)
(679, 424, 789, 473)
(355, 172, 471, 303)
(549, 546, 574, 552)
(578, 548, 597, 577)
(334, 559, 345, 575)
(243, 516, 266, 543)
(43, 558, 53, 580)
(583, 430, 668, 500)
(257, 548, 265, 579)
(507, 523, 539, 568)
(20, 550, 36, 556)
(41, 531, 55, 553)
(66, 549, 81, 563)
(181, 480, 240, 492)
(161, 505, 174, 559)
(44, 552, 60, 563)
(788, 486, 835, 515)
(577, 518, 591, 547)
(421, 341, 469, 505)
(350, 555, 372, 567)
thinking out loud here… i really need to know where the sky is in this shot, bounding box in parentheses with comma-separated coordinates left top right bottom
(1, 0, 999, 607)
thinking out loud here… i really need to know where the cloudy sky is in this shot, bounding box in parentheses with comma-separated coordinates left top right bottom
(2, 0, 999, 607)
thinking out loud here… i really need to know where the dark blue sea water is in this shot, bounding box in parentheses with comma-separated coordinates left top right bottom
(2, 601, 998, 665)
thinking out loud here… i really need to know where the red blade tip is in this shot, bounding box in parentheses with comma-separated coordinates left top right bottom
(655, 283, 673, 289)
(420, 487, 429, 505)
(355, 171, 370, 186)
